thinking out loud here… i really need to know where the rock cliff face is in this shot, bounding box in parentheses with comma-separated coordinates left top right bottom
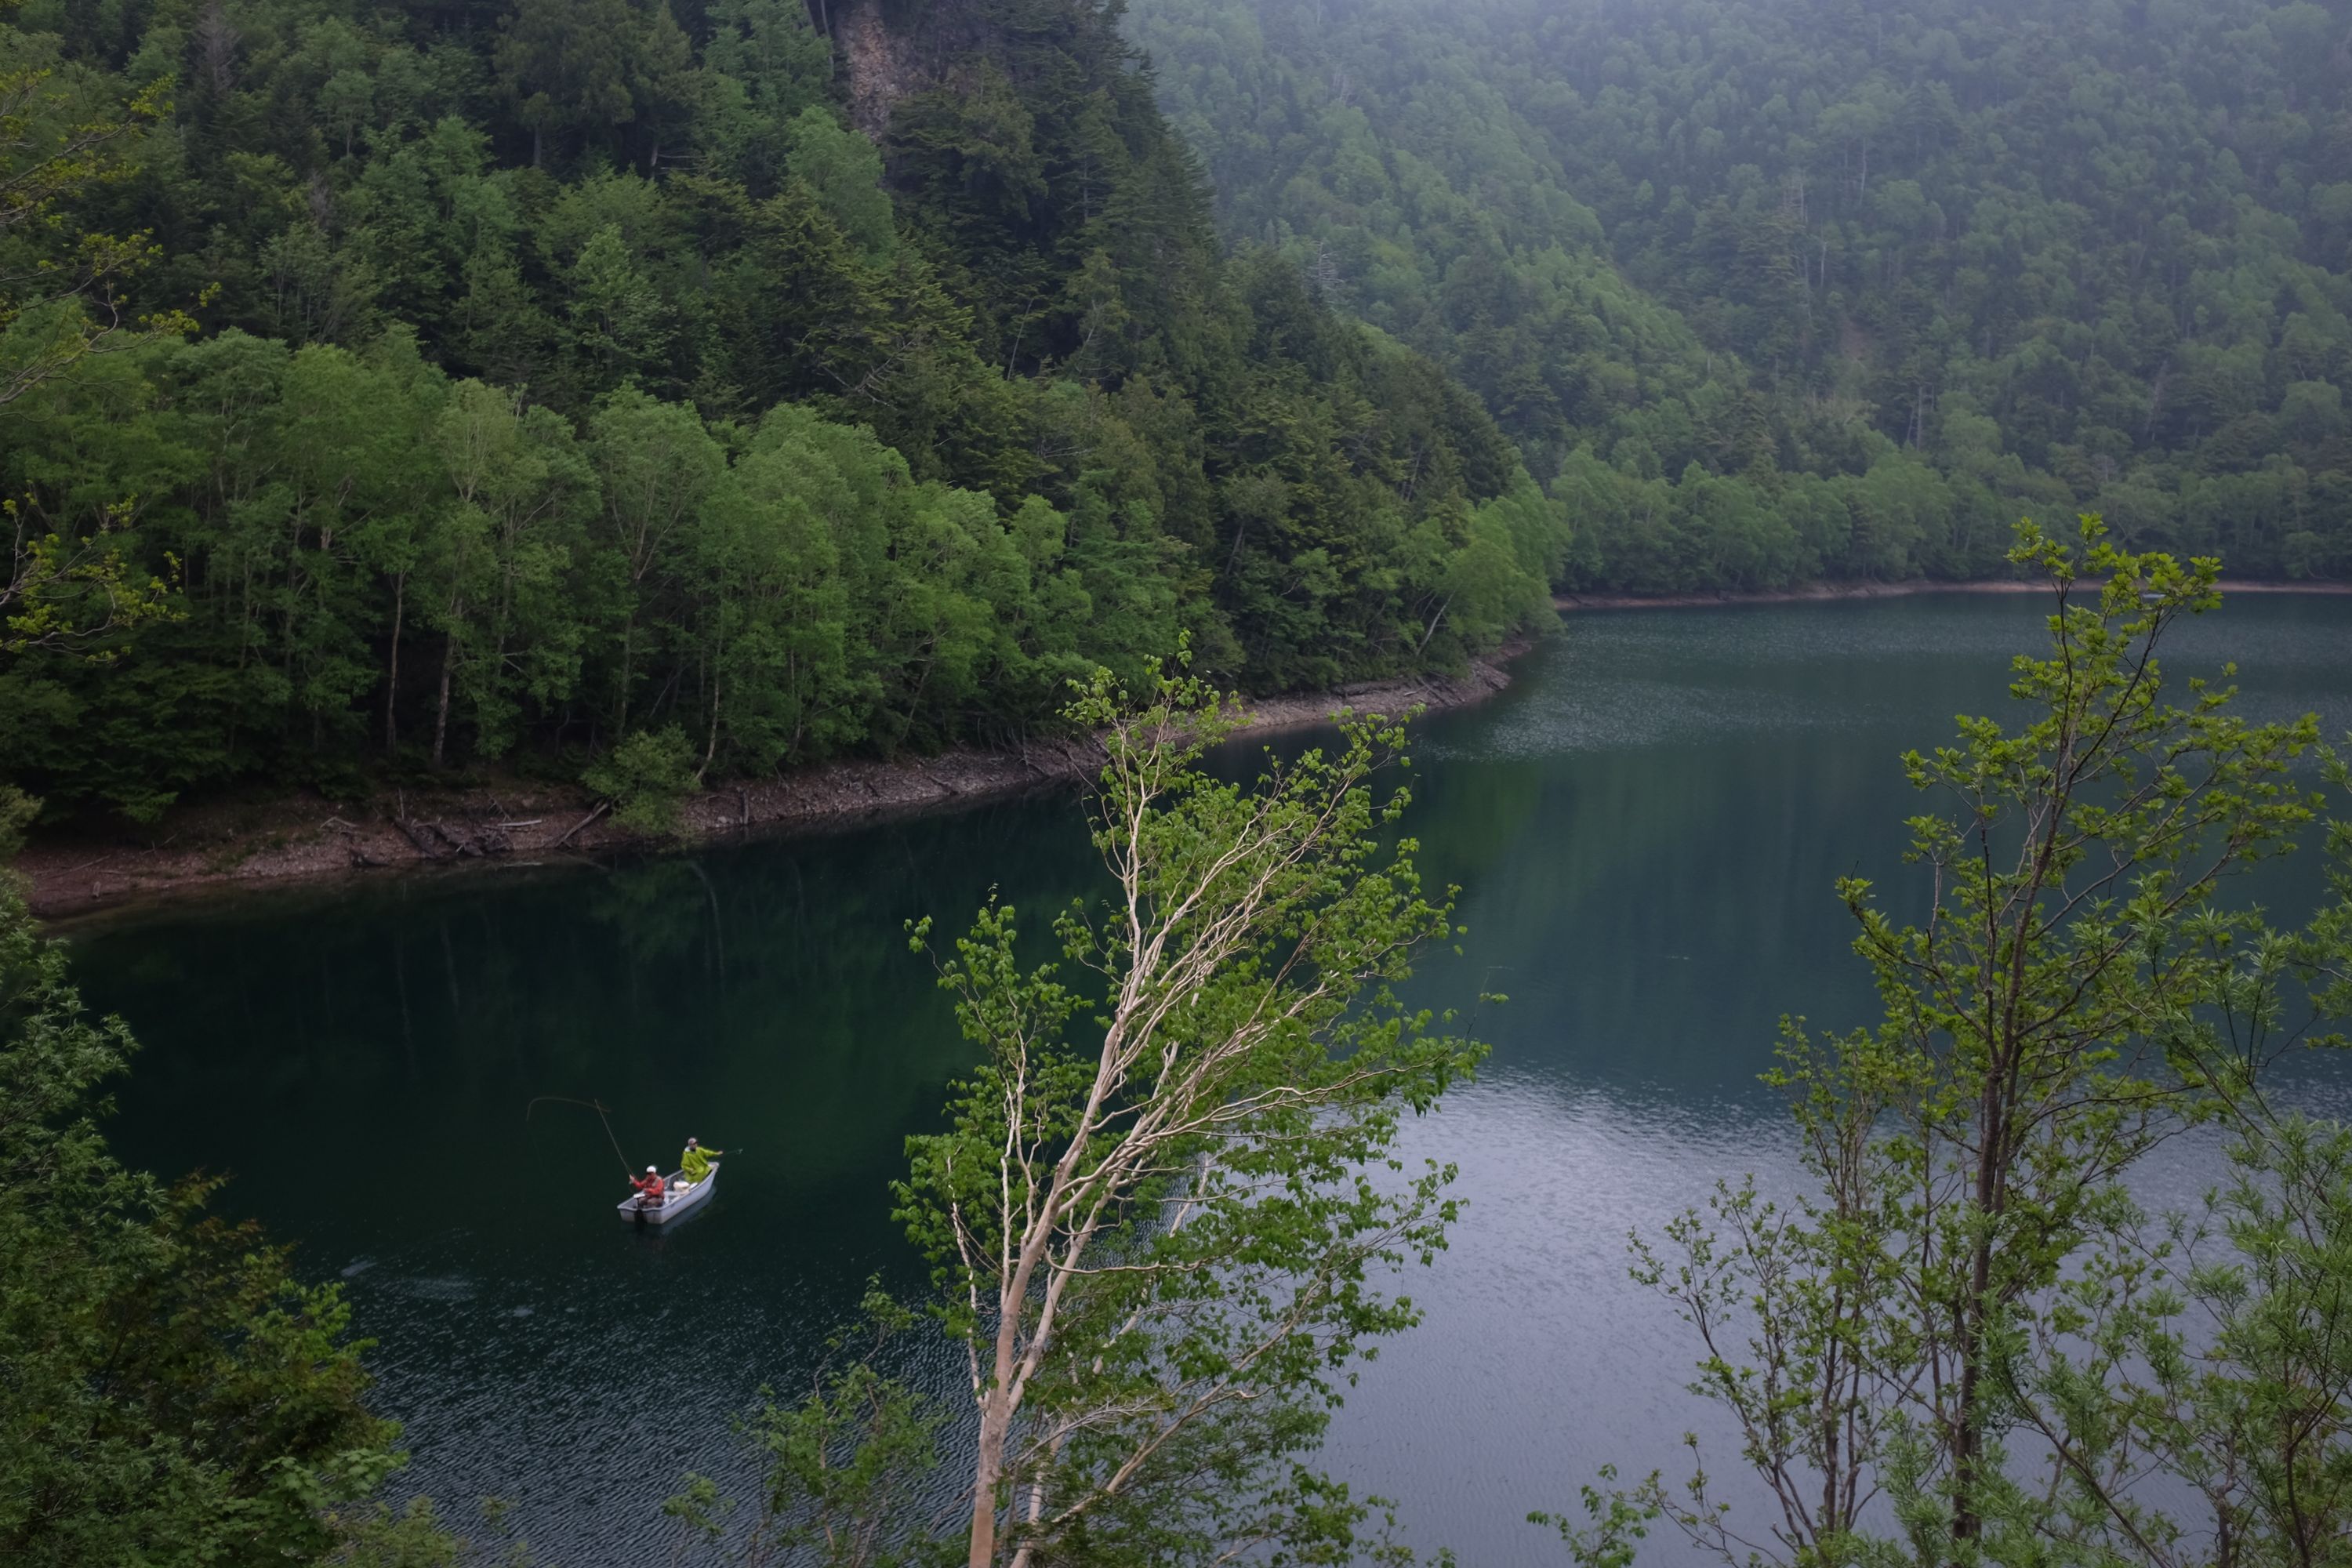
(834, 0, 1022, 136)
(837, 0, 923, 136)
(833, 0, 1137, 136)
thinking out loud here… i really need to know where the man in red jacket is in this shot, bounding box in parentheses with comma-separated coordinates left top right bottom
(630, 1165, 666, 1209)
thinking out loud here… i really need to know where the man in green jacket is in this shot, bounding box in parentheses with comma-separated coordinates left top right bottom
(681, 1137, 722, 1182)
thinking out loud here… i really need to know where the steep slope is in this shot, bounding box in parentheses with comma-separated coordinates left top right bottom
(0, 0, 1563, 823)
(1128, 0, 2352, 589)
(1130, 0, 1731, 471)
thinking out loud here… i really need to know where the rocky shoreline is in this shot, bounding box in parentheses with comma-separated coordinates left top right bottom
(17, 653, 1522, 921)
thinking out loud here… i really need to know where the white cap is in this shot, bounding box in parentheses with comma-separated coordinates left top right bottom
(646, 1165, 658, 1173)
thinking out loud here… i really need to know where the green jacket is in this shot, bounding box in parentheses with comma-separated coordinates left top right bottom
(681, 1145, 719, 1181)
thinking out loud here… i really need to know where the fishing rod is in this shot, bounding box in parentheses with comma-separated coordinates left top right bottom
(526, 1094, 632, 1180)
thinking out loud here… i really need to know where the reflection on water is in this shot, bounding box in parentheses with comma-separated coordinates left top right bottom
(70, 593, 2352, 1565)
(74, 803, 1103, 1552)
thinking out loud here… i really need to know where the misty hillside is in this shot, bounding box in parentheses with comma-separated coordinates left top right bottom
(1129, 0, 2352, 590)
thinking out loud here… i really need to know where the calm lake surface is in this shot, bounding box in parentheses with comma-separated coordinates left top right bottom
(72, 593, 2352, 1564)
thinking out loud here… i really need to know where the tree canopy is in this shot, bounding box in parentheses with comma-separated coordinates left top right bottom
(0, 0, 1563, 826)
(0, 874, 408, 1563)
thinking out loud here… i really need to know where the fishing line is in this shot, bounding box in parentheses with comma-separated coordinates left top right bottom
(1471, 964, 1511, 1034)
(526, 1095, 631, 1178)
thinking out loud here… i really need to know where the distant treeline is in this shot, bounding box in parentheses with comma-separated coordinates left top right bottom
(1130, 0, 2352, 590)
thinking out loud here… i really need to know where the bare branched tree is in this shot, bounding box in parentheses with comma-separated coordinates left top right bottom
(901, 659, 1484, 1567)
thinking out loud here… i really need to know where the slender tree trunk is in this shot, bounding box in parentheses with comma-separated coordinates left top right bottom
(432, 631, 456, 768)
(1951, 1167, 1995, 1548)
(968, 1397, 1007, 1567)
(1415, 594, 1452, 655)
(894, 648, 936, 756)
(970, 1225, 1057, 1568)
(615, 614, 637, 735)
(699, 670, 721, 783)
(383, 572, 405, 753)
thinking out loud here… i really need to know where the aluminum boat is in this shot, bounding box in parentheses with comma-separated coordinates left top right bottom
(617, 1162, 718, 1225)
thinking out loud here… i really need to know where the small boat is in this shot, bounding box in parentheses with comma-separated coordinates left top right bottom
(618, 1162, 719, 1225)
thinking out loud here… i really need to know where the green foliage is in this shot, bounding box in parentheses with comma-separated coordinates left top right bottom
(0, 7, 193, 408)
(2016, 1113, 2352, 1566)
(899, 661, 1483, 1564)
(1529, 1467, 1652, 1568)
(785, 106, 894, 260)
(1571, 522, 2352, 1566)
(328, 1497, 539, 1568)
(583, 723, 697, 833)
(1128, 0, 2352, 591)
(1, 9, 191, 654)
(0, 0, 1552, 829)
(666, 1287, 950, 1567)
(0, 782, 33, 861)
(3, 494, 179, 657)
(0, 878, 419, 1563)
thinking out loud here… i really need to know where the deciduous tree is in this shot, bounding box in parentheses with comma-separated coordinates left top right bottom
(1570, 519, 2352, 1566)
(900, 662, 1483, 1566)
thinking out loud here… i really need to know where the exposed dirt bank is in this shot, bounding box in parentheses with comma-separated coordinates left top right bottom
(18, 654, 1521, 922)
(1556, 578, 2352, 612)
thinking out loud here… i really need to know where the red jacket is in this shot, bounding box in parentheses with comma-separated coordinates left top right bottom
(632, 1174, 665, 1203)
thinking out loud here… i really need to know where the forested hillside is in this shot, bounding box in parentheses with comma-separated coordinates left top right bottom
(12, 0, 2348, 826)
(0, 0, 1563, 826)
(1127, 0, 2352, 590)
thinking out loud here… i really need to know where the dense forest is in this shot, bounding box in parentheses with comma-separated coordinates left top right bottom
(0, 0, 1563, 824)
(6, 0, 2350, 820)
(1127, 0, 2352, 590)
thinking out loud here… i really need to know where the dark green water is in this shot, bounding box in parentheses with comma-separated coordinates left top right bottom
(69, 594, 2352, 1564)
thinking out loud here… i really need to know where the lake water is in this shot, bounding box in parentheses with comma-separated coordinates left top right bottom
(70, 593, 2352, 1564)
